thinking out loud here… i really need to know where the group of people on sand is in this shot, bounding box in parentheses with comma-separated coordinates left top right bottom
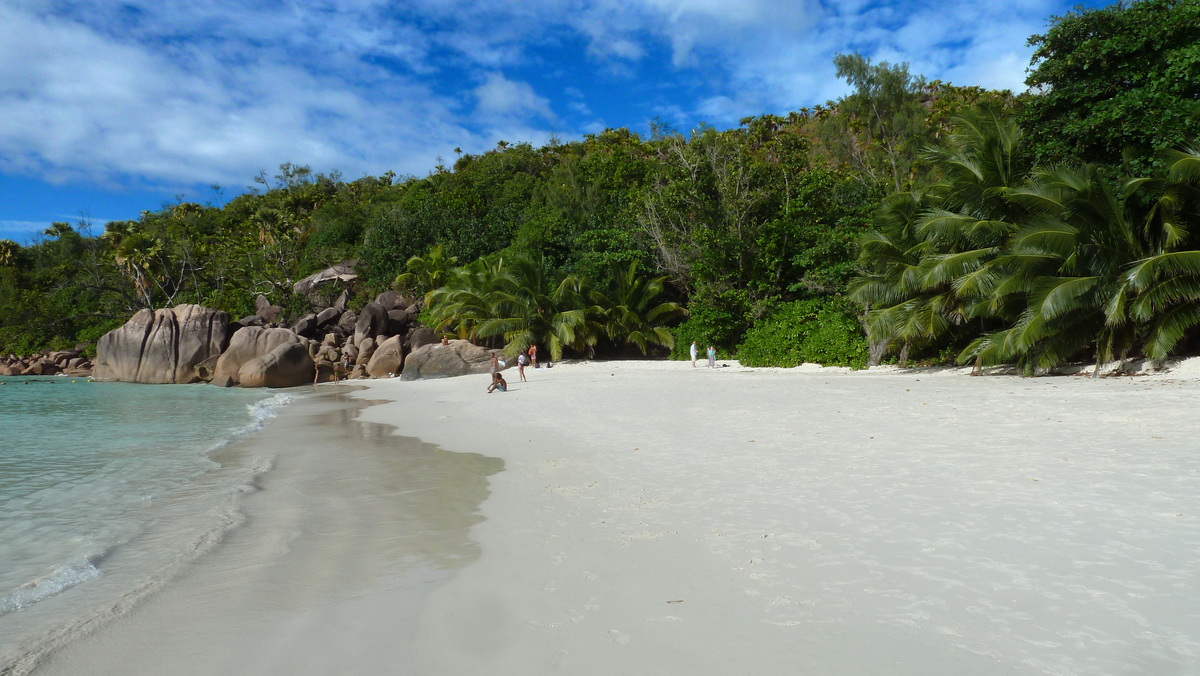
(488, 343, 539, 393)
(689, 340, 716, 369)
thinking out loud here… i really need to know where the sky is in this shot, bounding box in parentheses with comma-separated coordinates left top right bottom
(0, 0, 1102, 242)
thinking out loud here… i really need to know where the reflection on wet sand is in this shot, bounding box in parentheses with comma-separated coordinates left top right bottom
(35, 389, 502, 676)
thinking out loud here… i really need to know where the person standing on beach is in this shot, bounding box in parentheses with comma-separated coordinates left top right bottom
(529, 344, 538, 369)
(690, 340, 698, 367)
(517, 350, 528, 382)
(707, 345, 716, 368)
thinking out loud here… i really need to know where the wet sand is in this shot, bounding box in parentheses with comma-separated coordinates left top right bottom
(30, 389, 501, 676)
(354, 360, 1200, 676)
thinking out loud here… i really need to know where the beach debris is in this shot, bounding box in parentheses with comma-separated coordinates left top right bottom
(667, 600, 683, 604)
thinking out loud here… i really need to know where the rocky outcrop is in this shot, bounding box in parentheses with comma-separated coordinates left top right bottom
(293, 261, 357, 299)
(292, 313, 319, 338)
(316, 306, 341, 328)
(401, 339, 500, 380)
(374, 289, 405, 311)
(1, 349, 94, 377)
(254, 295, 284, 324)
(408, 326, 437, 351)
(92, 305, 233, 383)
(366, 335, 404, 378)
(21, 359, 61, 376)
(355, 337, 376, 366)
(237, 342, 314, 388)
(354, 302, 389, 345)
(211, 327, 301, 387)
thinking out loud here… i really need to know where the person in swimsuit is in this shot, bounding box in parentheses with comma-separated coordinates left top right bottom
(487, 373, 508, 393)
(517, 351, 528, 382)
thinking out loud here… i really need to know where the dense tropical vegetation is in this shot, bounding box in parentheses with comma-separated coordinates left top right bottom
(3, 0, 1199, 374)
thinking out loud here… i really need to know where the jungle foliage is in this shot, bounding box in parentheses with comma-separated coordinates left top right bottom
(4, 0, 1196, 372)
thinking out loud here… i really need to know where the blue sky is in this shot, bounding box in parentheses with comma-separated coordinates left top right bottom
(0, 0, 1101, 242)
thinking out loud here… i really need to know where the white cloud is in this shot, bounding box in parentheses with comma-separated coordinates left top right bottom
(0, 0, 1075, 196)
(474, 73, 556, 122)
(0, 2, 500, 188)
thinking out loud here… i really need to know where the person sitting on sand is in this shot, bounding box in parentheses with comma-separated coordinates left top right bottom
(487, 372, 508, 393)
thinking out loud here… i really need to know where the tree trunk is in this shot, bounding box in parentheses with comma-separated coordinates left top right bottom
(868, 338, 889, 367)
(898, 342, 910, 368)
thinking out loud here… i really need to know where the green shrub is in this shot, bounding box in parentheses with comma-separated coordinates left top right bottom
(669, 302, 743, 360)
(736, 298, 868, 369)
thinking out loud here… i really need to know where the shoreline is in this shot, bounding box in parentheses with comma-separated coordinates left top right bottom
(353, 360, 1200, 675)
(26, 387, 501, 676)
(15, 359, 1200, 674)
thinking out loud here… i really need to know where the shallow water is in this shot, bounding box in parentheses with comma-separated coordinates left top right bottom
(0, 377, 291, 663)
(32, 390, 504, 676)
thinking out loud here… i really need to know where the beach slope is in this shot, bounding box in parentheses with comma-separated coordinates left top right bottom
(356, 361, 1200, 676)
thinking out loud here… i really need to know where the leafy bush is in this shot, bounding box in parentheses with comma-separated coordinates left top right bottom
(736, 298, 868, 369)
(669, 301, 744, 360)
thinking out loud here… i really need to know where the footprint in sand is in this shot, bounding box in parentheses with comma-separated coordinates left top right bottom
(584, 598, 599, 611)
(609, 629, 631, 645)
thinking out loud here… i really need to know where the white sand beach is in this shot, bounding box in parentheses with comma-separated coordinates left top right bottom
(355, 360, 1200, 676)
(29, 361, 1200, 675)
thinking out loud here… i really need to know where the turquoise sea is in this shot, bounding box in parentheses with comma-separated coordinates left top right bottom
(0, 376, 295, 664)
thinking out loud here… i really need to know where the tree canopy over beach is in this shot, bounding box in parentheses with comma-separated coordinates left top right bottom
(2, 0, 1199, 373)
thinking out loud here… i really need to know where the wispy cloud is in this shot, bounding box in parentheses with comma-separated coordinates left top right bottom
(0, 0, 1080, 196)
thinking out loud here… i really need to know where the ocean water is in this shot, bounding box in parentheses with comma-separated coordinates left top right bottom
(0, 376, 295, 664)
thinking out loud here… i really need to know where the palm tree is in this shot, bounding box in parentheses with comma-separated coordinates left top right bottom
(0, 239, 17, 267)
(963, 166, 1160, 373)
(590, 261, 685, 355)
(425, 255, 599, 360)
(850, 106, 1030, 365)
(394, 243, 458, 304)
(106, 222, 163, 309)
(42, 222, 73, 239)
(1117, 145, 1200, 359)
(849, 190, 939, 364)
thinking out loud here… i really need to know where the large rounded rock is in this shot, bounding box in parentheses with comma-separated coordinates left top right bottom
(354, 302, 389, 345)
(293, 261, 357, 303)
(316, 306, 341, 328)
(93, 305, 233, 384)
(255, 295, 284, 323)
(355, 337, 377, 367)
(401, 339, 501, 380)
(366, 335, 404, 378)
(22, 359, 61, 376)
(408, 326, 437, 351)
(374, 289, 405, 311)
(292, 313, 319, 338)
(238, 343, 314, 388)
(211, 327, 301, 387)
